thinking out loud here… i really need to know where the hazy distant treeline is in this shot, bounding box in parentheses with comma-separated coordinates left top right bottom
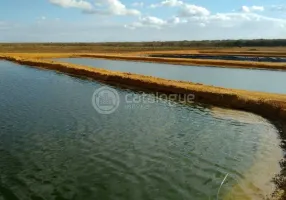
(2, 39, 286, 48)
(97, 39, 286, 48)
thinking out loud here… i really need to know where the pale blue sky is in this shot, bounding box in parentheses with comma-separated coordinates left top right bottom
(1, 0, 286, 42)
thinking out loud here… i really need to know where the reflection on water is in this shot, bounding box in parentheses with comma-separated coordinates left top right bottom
(211, 107, 270, 125)
(0, 61, 284, 200)
(55, 57, 286, 94)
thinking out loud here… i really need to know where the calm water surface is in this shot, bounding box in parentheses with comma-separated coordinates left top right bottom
(55, 58, 286, 94)
(0, 61, 284, 200)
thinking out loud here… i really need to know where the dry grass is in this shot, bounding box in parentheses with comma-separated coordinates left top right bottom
(1, 43, 286, 54)
(0, 44, 193, 53)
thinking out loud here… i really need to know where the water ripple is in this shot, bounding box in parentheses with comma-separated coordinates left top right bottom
(0, 61, 283, 200)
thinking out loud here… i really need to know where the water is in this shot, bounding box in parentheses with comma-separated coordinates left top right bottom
(0, 61, 283, 200)
(149, 54, 286, 63)
(55, 58, 286, 94)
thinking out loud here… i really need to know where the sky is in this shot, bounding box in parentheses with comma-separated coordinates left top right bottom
(1, 0, 286, 42)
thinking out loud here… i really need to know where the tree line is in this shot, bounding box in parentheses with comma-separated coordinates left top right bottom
(2, 39, 286, 48)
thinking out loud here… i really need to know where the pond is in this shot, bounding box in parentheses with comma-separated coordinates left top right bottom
(0, 60, 283, 200)
(55, 58, 286, 94)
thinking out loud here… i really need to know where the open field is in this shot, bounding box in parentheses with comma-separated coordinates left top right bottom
(1, 42, 286, 54)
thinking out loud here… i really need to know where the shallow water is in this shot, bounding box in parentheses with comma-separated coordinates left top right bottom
(150, 54, 286, 63)
(0, 61, 284, 200)
(55, 58, 286, 94)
